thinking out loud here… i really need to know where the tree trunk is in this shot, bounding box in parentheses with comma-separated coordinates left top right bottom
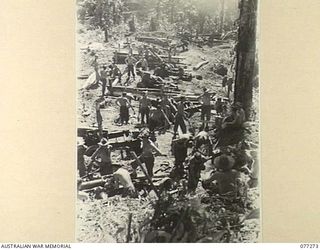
(198, 14, 206, 35)
(219, 0, 225, 34)
(156, 0, 161, 20)
(170, 0, 176, 23)
(234, 0, 258, 118)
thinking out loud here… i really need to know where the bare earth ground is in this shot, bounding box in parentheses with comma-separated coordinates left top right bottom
(76, 22, 260, 243)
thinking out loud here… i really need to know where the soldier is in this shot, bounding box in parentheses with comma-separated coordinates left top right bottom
(115, 92, 135, 125)
(187, 152, 209, 192)
(221, 102, 246, 130)
(197, 87, 214, 129)
(100, 65, 108, 96)
(171, 133, 193, 179)
(202, 154, 241, 196)
(87, 138, 113, 176)
(125, 54, 137, 81)
(136, 56, 148, 71)
(160, 94, 175, 122)
(111, 168, 137, 197)
(103, 24, 109, 43)
(139, 91, 151, 125)
(173, 96, 187, 137)
(139, 132, 165, 178)
(110, 63, 122, 83)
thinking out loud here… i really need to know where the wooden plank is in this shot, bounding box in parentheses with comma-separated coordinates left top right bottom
(193, 60, 209, 70)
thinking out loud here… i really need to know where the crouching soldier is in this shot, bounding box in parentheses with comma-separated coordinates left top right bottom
(202, 154, 241, 197)
(111, 168, 137, 197)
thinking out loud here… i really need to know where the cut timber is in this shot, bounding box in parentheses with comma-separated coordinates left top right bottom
(79, 179, 106, 190)
(78, 74, 89, 80)
(112, 86, 180, 95)
(136, 36, 169, 47)
(137, 31, 171, 38)
(111, 78, 119, 86)
(134, 174, 169, 180)
(77, 127, 140, 139)
(111, 86, 215, 102)
(148, 47, 164, 63)
(114, 51, 184, 64)
(193, 60, 209, 71)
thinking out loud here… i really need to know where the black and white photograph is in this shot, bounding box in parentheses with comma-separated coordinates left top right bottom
(76, 0, 260, 243)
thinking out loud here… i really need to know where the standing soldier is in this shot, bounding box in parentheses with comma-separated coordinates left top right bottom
(197, 87, 214, 129)
(227, 77, 233, 98)
(96, 101, 103, 139)
(87, 138, 113, 176)
(90, 52, 100, 84)
(125, 54, 137, 81)
(160, 94, 175, 122)
(171, 134, 193, 179)
(173, 96, 187, 138)
(96, 138, 113, 176)
(100, 65, 108, 96)
(103, 24, 109, 43)
(215, 97, 223, 116)
(187, 152, 209, 192)
(115, 92, 135, 125)
(95, 97, 108, 139)
(139, 132, 165, 178)
(139, 91, 151, 125)
(110, 63, 122, 83)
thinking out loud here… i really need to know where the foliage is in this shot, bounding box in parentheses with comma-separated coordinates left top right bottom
(137, 179, 255, 243)
(77, 0, 239, 35)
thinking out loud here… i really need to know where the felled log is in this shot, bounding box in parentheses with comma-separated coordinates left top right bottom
(136, 31, 171, 38)
(193, 60, 209, 71)
(148, 47, 165, 64)
(78, 127, 140, 140)
(171, 94, 216, 103)
(79, 178, 106, 190)
(111, 85, 216, 102)
(134, 174, 169, 180)
(80, 172, 171, 191)
(136, 36, 169, 47)
(112, 86, 180, 95)
(77, 74, 89, 80)
(113, 51, 184, 65)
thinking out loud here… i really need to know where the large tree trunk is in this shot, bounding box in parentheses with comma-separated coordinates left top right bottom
(234, 0, 258, 118)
